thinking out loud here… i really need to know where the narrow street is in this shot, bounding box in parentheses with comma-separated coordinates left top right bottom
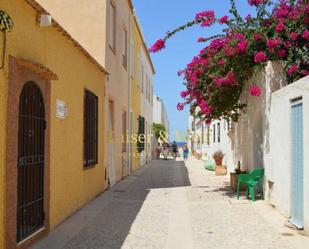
(32, 158, 308, 249)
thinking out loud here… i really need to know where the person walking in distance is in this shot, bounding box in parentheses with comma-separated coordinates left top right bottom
(162, 142, 169, 160)
(171, 141, 178, 160)
(183, 144, 189, 160)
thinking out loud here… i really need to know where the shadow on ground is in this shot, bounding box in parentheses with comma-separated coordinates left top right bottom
(32, 160, 191, 249)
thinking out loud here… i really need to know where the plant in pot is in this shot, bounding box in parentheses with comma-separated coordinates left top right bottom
(212, 150, 224, 166)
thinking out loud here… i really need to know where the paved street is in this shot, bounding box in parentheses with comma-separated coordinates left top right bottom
(33, 158, 309, 249)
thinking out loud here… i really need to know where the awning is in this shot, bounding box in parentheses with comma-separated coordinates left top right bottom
(15, 57, 59, 80)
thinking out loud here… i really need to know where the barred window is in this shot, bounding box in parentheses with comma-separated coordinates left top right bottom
(137, 115, 145, 153)
(84, 90, 98, 167)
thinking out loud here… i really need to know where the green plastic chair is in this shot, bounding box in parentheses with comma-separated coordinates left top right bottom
(237, 168, 264, 201)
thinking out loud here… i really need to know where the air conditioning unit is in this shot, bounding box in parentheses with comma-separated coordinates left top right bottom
(40, 14, 52, 27)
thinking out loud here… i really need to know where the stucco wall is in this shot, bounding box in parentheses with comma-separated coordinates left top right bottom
(1, 0, 106, 244)
(266, 75, 309, 231)
(131, 19, 141, 172)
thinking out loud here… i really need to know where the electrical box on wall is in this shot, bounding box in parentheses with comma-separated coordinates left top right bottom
(40, 14, 52, 27)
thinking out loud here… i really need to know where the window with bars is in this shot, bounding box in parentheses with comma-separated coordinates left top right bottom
(213, 124, 216, 143)
(137, 115, 145, 153)
(217, 122, 221, 143)
(84, 90, 98, 167)
(122, 28, 128, 69)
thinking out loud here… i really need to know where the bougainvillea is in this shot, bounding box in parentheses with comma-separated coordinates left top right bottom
(149, 0, 309, 123)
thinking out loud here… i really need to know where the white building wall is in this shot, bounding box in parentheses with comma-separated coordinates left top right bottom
(139, 48, 154, 166)
(192, 61, 309, 232)
(266, 75, 309, 231)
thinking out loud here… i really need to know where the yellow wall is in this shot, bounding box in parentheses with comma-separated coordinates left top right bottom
(0, 0, 106, 244)
(131, 19, 144, 172)
(0, 57, 7, 249)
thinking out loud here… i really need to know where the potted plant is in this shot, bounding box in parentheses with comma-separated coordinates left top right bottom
(230, 161, 247, 191)
(212, 150, 224, 166)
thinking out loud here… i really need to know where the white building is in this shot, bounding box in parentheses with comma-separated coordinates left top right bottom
(138, 48, 154, 166)
(189, 62, 309, 232)
(153, 95, 170, 135)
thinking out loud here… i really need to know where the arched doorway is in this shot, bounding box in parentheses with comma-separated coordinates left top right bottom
(17, 82, 46, 242)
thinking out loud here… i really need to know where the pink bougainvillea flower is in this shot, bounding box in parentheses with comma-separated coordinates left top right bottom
(224, 46, 236, 57)
(205, 119, 212, 126)
(290, 32, 298, 41)
(254, 51, 268, 63)
(304, 18, 309, 25)
(234, 33, 245, 40)
(201, 19, 215, 27)
(301, 70, 309, 76)
(245, 14, 252, 22)
(197, 37, 206, 43)
(248, 0, 266, 6)
(199, 99, 213, 115)
(219, 15, 229, 24)
(275, 23, 285, 32)
(217, 59, 226, 66)
(176, 103, 184, 111)
(302, 30, 309, 41)
(277, 49, 286, 58)
(180, 90, 189, 98)
(287, 64, 299, 75)
(305, 4, 309, 15)
(195, 10, 215, 22)
(249, 85, 262, 97)
(254, 33, 262, 41)
(214, 77, 225, 87)
(236, 40, 248, 53)
(177, 70, 184, 76)
(267, 39, 281, 49)
(149, 39, 165, 53)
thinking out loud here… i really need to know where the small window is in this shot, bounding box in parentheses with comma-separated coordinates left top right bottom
(217, 122, 221, 143)
(213, 124, 216, 143)
(122, 28, 128, 69)
(137, 115, 145, 153)
(84, 90, 98, 167)
(207, 126, 210, 145)
(108, 1, 116, 52)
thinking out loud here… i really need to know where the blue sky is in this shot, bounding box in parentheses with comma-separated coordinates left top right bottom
(132, 0, 257, 141)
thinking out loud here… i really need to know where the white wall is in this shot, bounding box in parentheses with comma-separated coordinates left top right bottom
(265, 75, 309, 231)
(139, 48, 154, 166)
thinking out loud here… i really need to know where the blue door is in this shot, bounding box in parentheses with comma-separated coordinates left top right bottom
(290, 99, 304, 229)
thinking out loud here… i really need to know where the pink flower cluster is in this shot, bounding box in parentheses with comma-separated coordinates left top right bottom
(198, 99, 213, 115)
(177, 103, 184, 111)
(195, 10, 215, 27)
(214, 71, 236, 87)
(249, 85, 262, 96)
(149, 39, 165, 53)
(248, 0, 266, 6)
(254, 51, 268, 63)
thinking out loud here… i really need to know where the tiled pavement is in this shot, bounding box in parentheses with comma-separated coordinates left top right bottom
(32, 158, 309, 249)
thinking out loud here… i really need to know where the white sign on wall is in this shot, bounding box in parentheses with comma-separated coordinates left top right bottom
(56, 99, 67, 119)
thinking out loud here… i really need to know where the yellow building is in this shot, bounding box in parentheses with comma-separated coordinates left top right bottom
(0, 0, 108, 248)
(35, 0, 156, 183)
(131, 15, 155, 171)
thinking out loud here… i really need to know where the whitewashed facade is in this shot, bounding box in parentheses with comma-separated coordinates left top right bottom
(189, 62, 309, 232)
(138, 48, 154, 166)
(153, 95, 170, 135)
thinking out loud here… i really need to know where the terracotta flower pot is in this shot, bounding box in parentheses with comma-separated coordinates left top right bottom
(215, 158, 223, 166)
